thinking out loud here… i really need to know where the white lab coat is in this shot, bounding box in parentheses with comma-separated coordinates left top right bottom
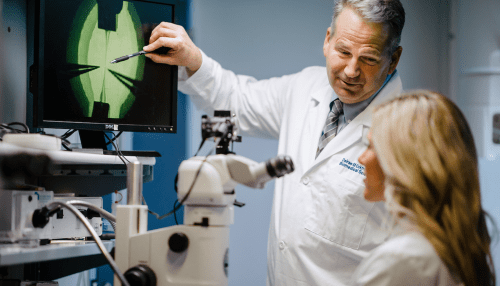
(178, 51, 403, 286)
(352, 229, 462, 286)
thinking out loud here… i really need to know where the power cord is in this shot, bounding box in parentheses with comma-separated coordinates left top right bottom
(106, 131, 123, 145)
(3, 122, 30, 133)
(0, 122, 30, 140)
(66, 200, 117, 231)
(1, 124, 71, 152)
(173, 199, 180, 225)
(143, 155, 209, 221)
(103, 132, 130, 166)
(61, 129, 77, 139)
(144, 136, 223, 221)
(58, 129, 78, 151)
(59, 130, 126, 156)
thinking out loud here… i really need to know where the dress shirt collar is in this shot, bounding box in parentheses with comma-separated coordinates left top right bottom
(333, 70, 397, 122)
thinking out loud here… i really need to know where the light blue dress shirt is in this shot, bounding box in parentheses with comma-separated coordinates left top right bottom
(336, 70, 397, 133)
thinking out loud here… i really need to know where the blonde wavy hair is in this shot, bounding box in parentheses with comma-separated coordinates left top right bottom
(371, 90, 495, 285)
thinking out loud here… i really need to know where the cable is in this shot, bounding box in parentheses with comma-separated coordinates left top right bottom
(111, 132, 127, 162)
(43, 201, 130, 286)
(7, 122, 29, 133)
(173, 199, 180, 225)
(61, 138, 73, 151)
(103, 132, 130, 165)
(105, 131, 123, 145)
(144, 156, 208, 220)
(145, 136, 223, 221)
(115, 190, 124, 204)
(0, 123, 27, 134)
(66, 199, 117, 233)
(176, 156, 211, 206)
(0, 124, 72, 152)
(66, 200, 116, 223)
(61, 129, 77, 139)
(30, 129, 74, 151)
(103, 133, 125, 164)
(110, 132, 130, 164)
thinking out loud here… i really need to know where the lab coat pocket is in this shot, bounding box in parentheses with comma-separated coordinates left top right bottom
(304, 174, 373, 250)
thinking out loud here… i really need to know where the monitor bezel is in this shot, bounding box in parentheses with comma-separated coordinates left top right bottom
(27, 0, 186, 134)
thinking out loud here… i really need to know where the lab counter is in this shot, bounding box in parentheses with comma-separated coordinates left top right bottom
(0, 142, 157, 281)
(0, 142, 156, 196)
(0, 240, 114, 266)
(0, 240, 115, 281)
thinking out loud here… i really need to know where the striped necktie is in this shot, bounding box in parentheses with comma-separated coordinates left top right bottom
(316, 98, 343, 158)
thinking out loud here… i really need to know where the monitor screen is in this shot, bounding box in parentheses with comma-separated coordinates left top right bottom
(29, 0, 178, 133)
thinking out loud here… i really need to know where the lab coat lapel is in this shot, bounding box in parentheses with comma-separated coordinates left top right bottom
(299, 85, 334, 172)
(313, 114, 364, 164)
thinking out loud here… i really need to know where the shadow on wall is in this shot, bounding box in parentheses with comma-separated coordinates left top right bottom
(479, 157, 500, 278)
(1, 0, 27, 124)
(0, 1, 3, 122)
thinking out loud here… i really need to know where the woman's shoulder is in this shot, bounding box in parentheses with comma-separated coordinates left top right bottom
(353, 231, 461, 285)
(378, 231, 437, 258)
(363, 231, 440, 271)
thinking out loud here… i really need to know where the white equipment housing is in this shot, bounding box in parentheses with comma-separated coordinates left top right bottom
(114, 154, 293, 286)
(51, 196, 103, 239)
(0, 190, 53, 244)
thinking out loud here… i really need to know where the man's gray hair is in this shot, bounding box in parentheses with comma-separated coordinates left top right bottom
(331, 0, 405, 55)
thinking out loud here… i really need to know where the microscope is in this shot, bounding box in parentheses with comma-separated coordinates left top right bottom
(114, 112, 294, 285)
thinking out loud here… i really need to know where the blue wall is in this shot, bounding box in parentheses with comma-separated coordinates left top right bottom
(133, 93, 189, 230)
(479, 158, 500, 274)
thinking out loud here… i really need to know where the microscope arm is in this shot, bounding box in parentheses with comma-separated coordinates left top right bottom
(225, 155, 294, 189)
(177, 154, 294, 207)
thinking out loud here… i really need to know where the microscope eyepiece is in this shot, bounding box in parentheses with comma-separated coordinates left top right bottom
(266, 155, 294, 178)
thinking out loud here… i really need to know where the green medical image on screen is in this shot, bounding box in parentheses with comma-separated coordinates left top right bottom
(67, 0, 144, 119)
(41, 0, 175, 127)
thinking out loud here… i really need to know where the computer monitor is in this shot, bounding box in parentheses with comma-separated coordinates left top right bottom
(27, 0, 185, 148)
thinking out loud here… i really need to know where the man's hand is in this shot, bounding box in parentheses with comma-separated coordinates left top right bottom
(143, 22, 202, 76)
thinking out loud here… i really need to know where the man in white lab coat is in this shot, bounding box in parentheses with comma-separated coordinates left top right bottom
(144, 0, 405, 285)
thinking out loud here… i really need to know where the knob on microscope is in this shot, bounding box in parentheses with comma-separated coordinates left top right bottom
(124, 264, 157, 286)
(169, 232, 189, 253)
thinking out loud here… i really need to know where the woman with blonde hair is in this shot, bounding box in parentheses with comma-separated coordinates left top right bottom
(353, 90, 495, 285)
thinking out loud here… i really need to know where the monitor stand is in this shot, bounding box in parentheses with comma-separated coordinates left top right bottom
(78, 130, 108, 150)
(76, 130, 161, 157)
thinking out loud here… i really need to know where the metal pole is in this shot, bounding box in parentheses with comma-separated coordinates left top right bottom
(127, 161, 143, 205)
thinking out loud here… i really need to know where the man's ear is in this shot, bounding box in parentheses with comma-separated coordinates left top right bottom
(324, 27, 332, 57)
(388, 46, 402, 75)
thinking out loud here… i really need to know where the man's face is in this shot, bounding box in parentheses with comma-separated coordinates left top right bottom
(323, 8, 402, 104)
